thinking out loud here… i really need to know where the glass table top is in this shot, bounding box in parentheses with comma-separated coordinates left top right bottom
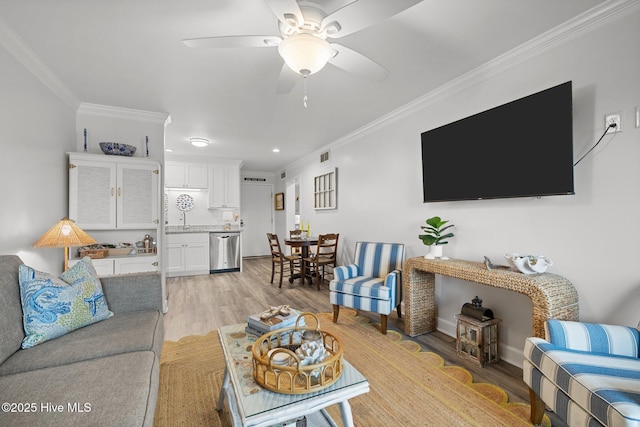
(218, 323, 368, 420)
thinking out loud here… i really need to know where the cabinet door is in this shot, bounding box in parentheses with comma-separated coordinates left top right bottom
(186, 163, 208, 189)
(208, 166, 226, 208)
(166, 242, 186, 274)
(208, 165, 240, 208)
(185, 235, 210, 272)
(91, 259, 116, 276)
(164, 161, 185, 188)
(165, 162, 208, 189)
(114, 256, 158, 274)
(224, 166, 240, 208)
(68, 258, 115, 276)
(117, 163, 160, 228)
(69, 159, 117, 229)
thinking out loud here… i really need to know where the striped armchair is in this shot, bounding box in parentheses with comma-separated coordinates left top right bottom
(523, 319, 640, 427)
(329, 242, 404, 334)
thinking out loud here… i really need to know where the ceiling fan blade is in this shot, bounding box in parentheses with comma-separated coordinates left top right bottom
(276, 63, 299, 94)
(322, 0, 423, 38)
(328, 43, 389, 82)
(182, 35, 281, 48)
(264, 0, 304, 26)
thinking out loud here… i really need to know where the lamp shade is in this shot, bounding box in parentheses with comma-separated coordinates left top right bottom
(278, 33, 333, 75)
(33, 217, 97, 271)
(33, 217, 97, 248)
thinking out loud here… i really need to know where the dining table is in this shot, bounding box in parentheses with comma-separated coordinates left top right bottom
(284, 237, 318, 284)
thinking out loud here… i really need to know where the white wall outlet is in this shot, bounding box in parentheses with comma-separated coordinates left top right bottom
(605, 112, 622, 133)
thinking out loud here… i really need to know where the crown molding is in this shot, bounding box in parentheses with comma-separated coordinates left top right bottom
(77, 103, 169, 123)
(0, 15, 80, 111)
(285, 0, 640, 171)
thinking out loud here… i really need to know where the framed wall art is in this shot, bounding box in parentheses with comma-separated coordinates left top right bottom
(314, 168, 337, 210)
(274, 192, 284, 210)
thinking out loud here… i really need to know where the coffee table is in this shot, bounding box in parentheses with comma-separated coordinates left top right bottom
(216, 323, 369, 427)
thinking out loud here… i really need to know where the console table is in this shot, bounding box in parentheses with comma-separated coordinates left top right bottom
(402, 257, 579, 338)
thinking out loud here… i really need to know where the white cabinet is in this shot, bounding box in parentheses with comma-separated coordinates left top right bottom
(69, 153, 160, 230)
(166, 233, 210, 277)
(208, 165, 240, 208)
(68, 255, 158, 276)
(165, 161, 208, 189)
(115, 256, 159, 274)
(67, 152, 162, 278)
(84, 258, 115, 276)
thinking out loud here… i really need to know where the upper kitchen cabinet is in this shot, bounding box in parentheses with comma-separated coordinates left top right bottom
(165, 161, 208, 189)
(69, 153, 160, 229)
(208, 164, 241, 208)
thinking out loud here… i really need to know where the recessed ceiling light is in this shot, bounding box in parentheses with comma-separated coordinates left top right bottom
(165, 148, 173, 152)
(272, 148, 280, 153)
(189, 137, 209, 148)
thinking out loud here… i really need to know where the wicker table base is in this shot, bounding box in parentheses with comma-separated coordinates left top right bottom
(403, 257, 579, 338)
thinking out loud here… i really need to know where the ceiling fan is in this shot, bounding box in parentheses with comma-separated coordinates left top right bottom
(182, 0, 423, 94)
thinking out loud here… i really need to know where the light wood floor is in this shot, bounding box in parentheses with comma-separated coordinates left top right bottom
(163, 256, 565, 426)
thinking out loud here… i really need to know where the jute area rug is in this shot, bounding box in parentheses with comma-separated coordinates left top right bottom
(154, 309, 549, 426)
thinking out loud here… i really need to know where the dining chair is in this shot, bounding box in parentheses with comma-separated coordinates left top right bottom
(289, 229, 303, 257)
(303, 233, 339, 290)
(266, 233, 300, 288)
(329, 242, 404, 334)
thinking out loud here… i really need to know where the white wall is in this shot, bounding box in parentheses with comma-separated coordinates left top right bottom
(76, 103, 167, 164)
(276, 8, 640, 365)
(0, 47, 76, 274)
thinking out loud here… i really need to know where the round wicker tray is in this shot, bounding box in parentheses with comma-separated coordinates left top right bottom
(251, 312, 343, 394)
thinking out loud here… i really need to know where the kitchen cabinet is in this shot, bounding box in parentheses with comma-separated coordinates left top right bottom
(165, 161, 208, 189)
(166, 233, 210, 277)
(115, 256, 159, 274)
(68, 255, 158, 276)
(75, 258, 115, 276)
(69, 153, 160, 230)
(208, 164, 240, 208)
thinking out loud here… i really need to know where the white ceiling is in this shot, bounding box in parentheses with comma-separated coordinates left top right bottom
(0, 0, 604, 171)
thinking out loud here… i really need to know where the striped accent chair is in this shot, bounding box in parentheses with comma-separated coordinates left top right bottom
(523, 319, 640, 427)
(329, 242, 404, 335)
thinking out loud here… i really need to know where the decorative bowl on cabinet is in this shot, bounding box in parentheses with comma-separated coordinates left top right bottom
(99, 142, 136, 156)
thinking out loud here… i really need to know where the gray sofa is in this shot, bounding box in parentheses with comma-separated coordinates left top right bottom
(0, 255, 164, 427)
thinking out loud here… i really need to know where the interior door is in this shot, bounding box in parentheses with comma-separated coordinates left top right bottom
(240, 183, 273, 257)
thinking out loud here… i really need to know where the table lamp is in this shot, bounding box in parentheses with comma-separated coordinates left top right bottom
(33, 217, 97, 271)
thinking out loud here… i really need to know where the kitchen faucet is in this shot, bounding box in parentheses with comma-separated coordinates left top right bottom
(181, 211, 189, 228)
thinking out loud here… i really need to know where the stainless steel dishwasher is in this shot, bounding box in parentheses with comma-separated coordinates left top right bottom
(210, 232, 240, 273)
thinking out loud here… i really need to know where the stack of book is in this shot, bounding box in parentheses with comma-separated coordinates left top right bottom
(246, 307, 304, 337)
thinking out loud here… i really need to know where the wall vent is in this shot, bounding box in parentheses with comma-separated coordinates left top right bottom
(320, 151, 330, 163)
(280, 170, 287, 179)
(244, 177, 266, 182)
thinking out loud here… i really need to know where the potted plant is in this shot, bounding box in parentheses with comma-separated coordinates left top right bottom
(419, 216, 454, 259)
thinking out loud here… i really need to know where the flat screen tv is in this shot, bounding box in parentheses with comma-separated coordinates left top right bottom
(421, 81, 574, 202)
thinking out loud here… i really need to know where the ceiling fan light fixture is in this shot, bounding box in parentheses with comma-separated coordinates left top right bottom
(323, 21, 341, 36)
(278, 33, 332, 76)
(263, 37, 281, 47)
(189, 137, 209, 148)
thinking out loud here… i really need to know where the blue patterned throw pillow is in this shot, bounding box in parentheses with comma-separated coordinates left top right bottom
(18, 257, 113, 349)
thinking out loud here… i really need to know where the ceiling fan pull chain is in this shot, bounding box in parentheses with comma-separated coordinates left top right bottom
(303, 75, 308, 108)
